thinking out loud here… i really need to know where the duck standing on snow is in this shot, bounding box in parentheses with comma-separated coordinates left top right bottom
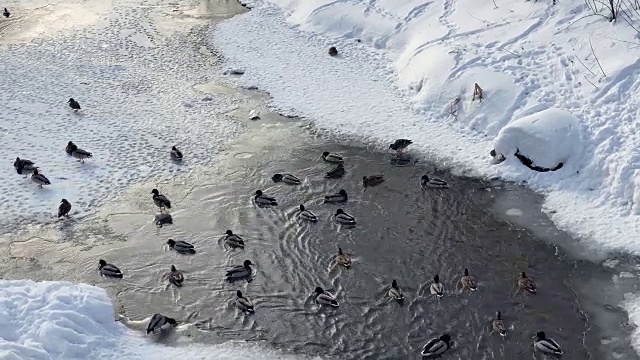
(166, 239, 195, 254)
(493, 312, 507, 336)
(461, 268, 477, 291)
(68, 98, 81, 111)
(163, 265, 184, 286)
(31, 169, 51, 188)
(389, 139, 412, 155)
(14, 157, 37, 177)
(236, 290, 255, 313)
(224, 230, 245, 249)
(322, 151, 343, 163)
(254, 190, 277, 207)
(533, 331, 563, 356)
(146, 314, 178, 334)
(151, 189, 172, 212)
(421, 334, 451, 358)
(518, 272, 537, 294)
(389, 280, 405, 301)
(225, 260, 254, 282)
(98, 259, 123, 278)
(298, 204, 318, 222)
(363, 175, 384, 188)
(324, 189, 348, 203)
(421, 175, 448, 189)
(3, 8, 10, 18)
(65, 141, 93, 162)
(170, 146, 183, 162)
(325, 163, 345, 179)
(334, 247, 352, 268)
(272, 173, 301, 185)
(313, 287, 339, 307)
(430, 274, 444, 298)
(58, 199, 72, 218)
(334, 209, 356, 225)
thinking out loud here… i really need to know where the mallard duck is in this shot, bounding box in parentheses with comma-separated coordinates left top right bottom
(389, 139, 412, 154)
(151, 189, 171, 212)
(335, 247, 351, 268)
(518, 272, 537, 294)
(421, 334, 451, 357)
(163, 265, 184, 286)
(31, 169, 51, 188)
(493, 312, 507, 336)
(334, 209, 356, 225)
(363, 175, 384, 188)
(3, 8, 9, 17)
(272, 173, 301, 185)
(66, 141, 92, 162)
(68, 98, 81, 111)
(226, 260, 254, 281)
(325, 163, 345, 179)
(299, 204, 318, 222)
(224, 230, 245, 248)
(167, 239, 195, 255)
(322, 151, 343, 163)
(98, 259, 123, 278)
(389, 280, 404, 301)
(58, 199, 72, 218)
(236, 290, 255, 313)
(420, 175, 448, 189)
(254, 190, 277, 206)
(324, 189, 348, 203)
(146, 314, 177, 334)
(170, 146, 183, 162)
(430, 274, 444, 298)
(313, 287, 339, 307)
(461, 268, 477, 291)
(533, 331, 563, 356)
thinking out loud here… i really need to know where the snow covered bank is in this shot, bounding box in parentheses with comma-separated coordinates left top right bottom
(0, 280, 313, 360)
(210, 0, 640, 257)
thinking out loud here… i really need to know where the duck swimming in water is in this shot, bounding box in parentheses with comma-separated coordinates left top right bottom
(324, 189, 348, 203)
(334, 247, 351, 268)
(322, 151, 343, 163)
(98, 259, 123, 278)
(272, 173, 301, 185)
(389, 280, 405, 301)
(493, 312, 507, 336)
(254, 190, 277, 207)
(420, 175, 449, 189)
(58, 199, 72, 218)
(533, 331, 563, 356)
(460, 268, 477, 291)
(313, 287, 339, 307)
(151, 189, 171, 212)
(389, 139, 412, 155)
(421, 334, 451, 358)
(334, 209, 356, 225)
(298, 204, 318, 222)
(236, 290, 255, 313)
(31, 169, 51, 188)
(363, 175, 385, 188)
(163, 265, 184, 287)
(68, 98, 81, 111)
(226, 260, 254, 282)
(146, 314, 177, 334)
(170, 146, 183, 162)
(325, 163, 345, 179)
(224, 230, 245, 249)
(65, 141, 93, 163)
(430, 274, 444, 298)
(518, 272, 537, 294)
(167, 239, 195, 255)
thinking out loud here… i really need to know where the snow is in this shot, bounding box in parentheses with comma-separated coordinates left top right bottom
(0, 280, 312, 360)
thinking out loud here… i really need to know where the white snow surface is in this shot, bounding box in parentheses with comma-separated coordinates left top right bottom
(210, 0, 640, 255)
(0, 280, 309, 360)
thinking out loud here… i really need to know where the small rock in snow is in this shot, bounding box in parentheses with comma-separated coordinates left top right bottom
(248, 110, 260, 120)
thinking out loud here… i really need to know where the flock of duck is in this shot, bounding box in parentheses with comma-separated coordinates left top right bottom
(13, 104, 562, 358)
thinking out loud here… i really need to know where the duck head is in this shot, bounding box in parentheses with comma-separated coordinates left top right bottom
(439, 334, 451, 345)
(61, 199, 68, 204)
(166, 239, 176, 247)
(151, 189, 159, 195)
(172, 146, 178, 151)
(490, 149, 497, 157)
(496, 311, 502, 320)
(535, 331, 546, 340)
(392, 280, 398, 288)
(225, 230, 234, 236)
(272, 174, 283, 182)
(166, 317, 177, 326)
(434, 274, 440, 283)
(421, 175, 429, 181)
(255, 190, 263, 196)
(338, 247, 344, 255)
(98, 259, 107, 267)
(339, 189, 347, 196)
(464, 268, 469, 276)
(322, 151, 330, 157)
(299, 204, 306, 211)
(243, 260, 253, 267)
(389, 143, 396, 150)
(236, 290, 244, 298)
(32, 168, 39, 175)
(521, 272, 527, 278)
(314, 286, 325, 295)
(15, 157, 20, 162)
(68, 98, 74, 103)
(171, 265, 177, 272)
(336, 209, 345, 215)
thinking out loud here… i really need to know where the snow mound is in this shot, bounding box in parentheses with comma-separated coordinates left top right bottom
(493, 108, 582, 171)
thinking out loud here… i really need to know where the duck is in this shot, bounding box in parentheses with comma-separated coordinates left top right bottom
(324, 189, 348, 203)
(98, 259, 123, 278)
(334, 209, 356, 225)
(272, 173, 301, 185)
(328, 46, 338, 57)
(151, 189, 172, 212)
(166, 239, 195, 255)
(335, 247, 351, 268)
(518, 272, 537, 294)
(313, 287, 339, 307)
(31, 169, 51, 188)
(254, 190, 277, 206)
(224, 230, 245, 249)
(164, 265, 184, 287)
(322, 151, 343, 163)
(363, 175, 384, 188)
(298, 204, 318, 222)
(170, 146, 183, 162)
(235, 290, 255, 313)
(68, 98, 81, 111)
(146, 314, 177, 334)
(225, 260, 254, 281)
(155, 213, 173, 228)
(3, 8, 10, 18)
(420, 175, 449, 189)
(493, 312, 507, 336)
(533, 331, 563, 356)
(389, 139, 412, 154)
(65, 141, 92, 162)
(15, 157, 37, 177)
(388, 280, 405, 301)
(430, 274, 444, 298)
(325, 163, 345, 179)
(460, 268, 477, 291)
(420, 334, 451, 358)
(58, 199, 72, 218)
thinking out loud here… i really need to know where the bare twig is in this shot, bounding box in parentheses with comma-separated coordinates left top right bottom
(589, 37, 606, 76)
(574, 55, 597, 76)
(583, 74, 599, 89)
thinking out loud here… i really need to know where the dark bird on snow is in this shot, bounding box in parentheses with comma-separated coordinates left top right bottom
(66, 141, 92, 162)
(31, 169, 51, 188)
(68, 98, 81, 111)
(389, 139, 412, 154)
(151, 189, 171, 212)
(58, 199, 72, 218)
(170, 146, 183, 162)
(3, 8, 10, 18)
